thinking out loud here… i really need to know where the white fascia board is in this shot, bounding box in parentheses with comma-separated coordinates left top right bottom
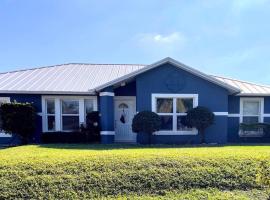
(237, 93, 270, 96)
(93, 57, 241, 94)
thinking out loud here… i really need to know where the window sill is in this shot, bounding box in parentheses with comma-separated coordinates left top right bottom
(154, 130, 198, 135)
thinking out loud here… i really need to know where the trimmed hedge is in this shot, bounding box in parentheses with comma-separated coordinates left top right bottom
(0, 145, 269, 199)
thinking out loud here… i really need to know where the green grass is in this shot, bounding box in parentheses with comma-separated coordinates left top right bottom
(0, 144, 270, 199)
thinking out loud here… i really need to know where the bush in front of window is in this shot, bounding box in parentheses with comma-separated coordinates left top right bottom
(132, 111, 161, 144)
(0, 101, 36, 144)
(186, 106, 214, 144)
(80, 111, 100, 142)
(239, 123, 270, 137)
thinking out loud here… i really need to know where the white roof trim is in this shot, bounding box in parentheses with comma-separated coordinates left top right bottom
(0, 90, 96, 95)
(93, 57, 241, 94)
(237, 93, 270, 96)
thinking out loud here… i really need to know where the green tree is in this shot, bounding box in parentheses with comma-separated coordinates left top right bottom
(186, 106, 214, 144)
(132, 111, 161, 144)
(0, 102, 36, 144)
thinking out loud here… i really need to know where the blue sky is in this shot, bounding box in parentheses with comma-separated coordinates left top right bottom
(1, 0, 270, 84)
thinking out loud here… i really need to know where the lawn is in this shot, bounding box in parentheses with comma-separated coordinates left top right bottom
(0, 144, 270, 199)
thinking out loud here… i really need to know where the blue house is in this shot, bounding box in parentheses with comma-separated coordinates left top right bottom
(0, 57, 270, 144)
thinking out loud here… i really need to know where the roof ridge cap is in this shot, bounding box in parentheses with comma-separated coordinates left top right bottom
(0, 63, 147, 75)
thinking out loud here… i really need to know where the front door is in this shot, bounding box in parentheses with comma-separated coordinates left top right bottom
(114, 97, 136, 143)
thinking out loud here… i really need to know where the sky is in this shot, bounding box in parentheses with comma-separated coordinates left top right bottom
(1, 0, 270, 84)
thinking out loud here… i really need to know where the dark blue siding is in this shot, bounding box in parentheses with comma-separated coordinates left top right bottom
(135, 63, 229, 144)
(228, 96, 240, 113)
(264, 97, 270, 113)
(114, 81, 136, 96)
(136, 64, 229, 112)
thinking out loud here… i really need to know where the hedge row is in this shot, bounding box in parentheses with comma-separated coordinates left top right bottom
(0, 145, 269, 199)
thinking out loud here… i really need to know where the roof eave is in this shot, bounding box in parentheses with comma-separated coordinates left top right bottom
(237, 93, 270, 96)
(0, 90, 96, 95)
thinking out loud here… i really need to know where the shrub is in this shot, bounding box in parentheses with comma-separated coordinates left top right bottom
(186, 106, 214, 143)
(0, 102, 36, 144)
(239, 123, 270, 137)
(81, 111, 100, 143)
(0, 145, 269, 199)
(132, 111, 161, 144)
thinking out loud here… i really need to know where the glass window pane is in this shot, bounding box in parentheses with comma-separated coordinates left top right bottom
(243, 101, 260, 115)
(62, 116, 79, 131)
(160, 116, 173, 130)
(177, 98, 193, 113)
(156, 98, 173, 113)
(62, 100, 79, 114)
(85, 99, 94, 114)
(177, 116, 192, 131)
(46, 99, 55, 114)
(243, 116, 259, 124)
(47, 116, 55, 131)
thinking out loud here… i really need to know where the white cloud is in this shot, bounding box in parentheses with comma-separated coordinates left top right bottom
(136, 32, 187, 58)
(138, 32, 187, 45)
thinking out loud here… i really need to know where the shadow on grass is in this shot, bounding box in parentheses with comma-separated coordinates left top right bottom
(35, 143, 270, 150)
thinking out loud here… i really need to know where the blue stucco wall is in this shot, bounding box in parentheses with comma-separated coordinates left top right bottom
(228, 96, 270, 143)
(114, 81, 136, 96)
(0, 94, 42, 144)
(135, 63, 230, 144)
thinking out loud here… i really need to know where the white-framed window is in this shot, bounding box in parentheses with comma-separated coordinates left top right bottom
(152, 94, 198, 135)
(0, 97, 11, 137)
(239, 97, 264, 137)
(45, 99, 56, 131)
(240, 98, 264, 123)
(85, 99, 94, 117)
(42, 96, 97, 132)
(61, 99, 80, 131)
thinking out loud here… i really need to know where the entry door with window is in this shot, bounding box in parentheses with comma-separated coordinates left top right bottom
(114, 97, 136, 143)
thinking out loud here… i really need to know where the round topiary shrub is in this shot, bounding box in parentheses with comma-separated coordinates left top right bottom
(132, 111, 161, 144)
(186, 106, 214, 144)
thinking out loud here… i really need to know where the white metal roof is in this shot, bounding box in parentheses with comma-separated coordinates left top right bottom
(0, 57, 269, 95)
(0, 64, 145, 94)
(212, 75, 270, 96)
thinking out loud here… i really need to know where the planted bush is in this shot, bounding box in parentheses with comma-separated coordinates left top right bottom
(0, 145, 269, 199)
(132, 111, 161, 144)
(186, 106, 214, 143)
(0, 102, 36, 144)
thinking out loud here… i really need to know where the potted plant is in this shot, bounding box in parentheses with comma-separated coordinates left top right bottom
(132, 111, 161, 144)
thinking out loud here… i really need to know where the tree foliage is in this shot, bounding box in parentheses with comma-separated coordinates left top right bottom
(132, 111, 161, 134)
(186, 106, 214, 143)
(0, 102, 36, 144)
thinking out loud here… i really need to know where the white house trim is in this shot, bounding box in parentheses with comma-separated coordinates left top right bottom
(99, 92, 115, 96)
(263, 114, 270, 117)
(213, 112, 228, 116)
(100, 131, 115, 135)
(151, 93, 198, 135)
(228, 113, 240, 117)
(93, 57, 240, 94)
(41, 95, 98, 132)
